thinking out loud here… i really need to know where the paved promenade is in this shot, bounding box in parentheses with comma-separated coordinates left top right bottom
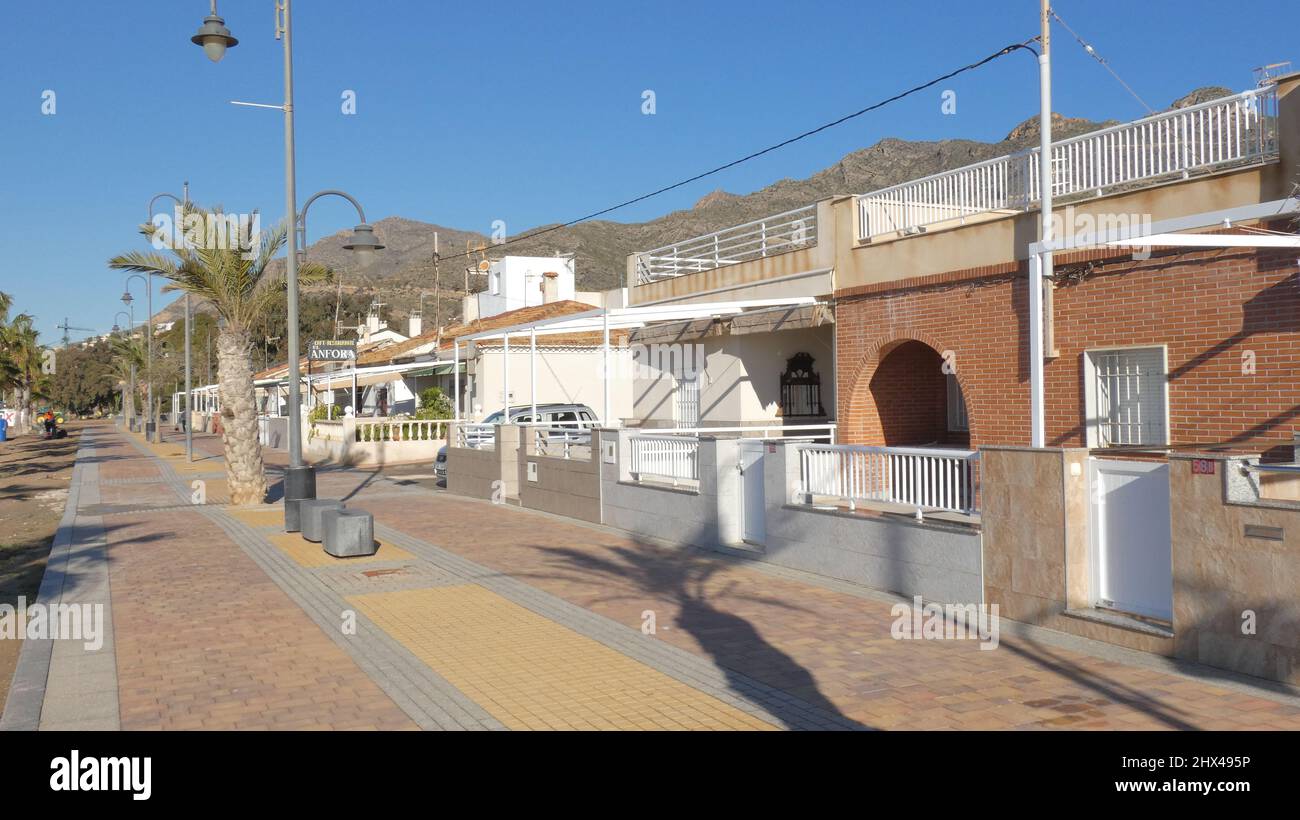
(5, 422, 1300, 731)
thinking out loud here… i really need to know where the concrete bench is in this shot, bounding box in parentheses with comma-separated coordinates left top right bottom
(300, 499, 345, 542)
(321, 509, 377, 558)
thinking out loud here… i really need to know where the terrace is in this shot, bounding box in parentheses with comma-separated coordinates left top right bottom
(629, 85, 1281, 288)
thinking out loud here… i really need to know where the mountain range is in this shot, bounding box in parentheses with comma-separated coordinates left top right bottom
(155, 85, 1232, 330)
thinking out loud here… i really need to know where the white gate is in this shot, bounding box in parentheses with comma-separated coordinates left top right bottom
(738, 441, 766, 546)
(1089, 458, 1173, 621)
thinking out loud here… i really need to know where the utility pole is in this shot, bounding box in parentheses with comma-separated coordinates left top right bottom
(1029, 0, 1053, 448)
(432, 231, 441, 330)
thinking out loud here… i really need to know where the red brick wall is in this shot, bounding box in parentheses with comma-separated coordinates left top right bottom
(837, 245, 1300, 455)
(867, 340, 968, 446)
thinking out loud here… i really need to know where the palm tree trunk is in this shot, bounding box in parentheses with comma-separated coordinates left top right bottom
(217, 328, 267, 505)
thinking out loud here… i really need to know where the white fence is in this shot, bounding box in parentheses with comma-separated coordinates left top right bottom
(629, 434, 700, 485)
(857, 87, 1279, 239)
(798, 444, 980, 516)
(354, 418, 448, 443)
(455, 423, 497, 450)
(533, 427, 591, 460)
(633, 204, 818, 284)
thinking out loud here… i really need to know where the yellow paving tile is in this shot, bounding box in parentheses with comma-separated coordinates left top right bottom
(347, 585, 775, 731)
(269, 533, 411, 568)
(225, 506, 286, 528)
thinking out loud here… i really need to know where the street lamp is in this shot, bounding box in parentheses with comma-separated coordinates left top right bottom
(191, 1, 238, 63)
(121, 278, 154, 440)
(113, 311, 135, 426)
(192, 1, 384, 530)
(148, 185, 194, 461)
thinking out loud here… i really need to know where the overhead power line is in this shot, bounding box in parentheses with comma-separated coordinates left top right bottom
(429, 40, 1040, 267)
(1050, 8, 1154, 114)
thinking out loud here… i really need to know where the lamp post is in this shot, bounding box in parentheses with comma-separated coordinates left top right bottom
(192, 1, 383, 530)
(113, 312, 135, 425)
(121, 276, 154, 441)
(148, 184, 193, 461)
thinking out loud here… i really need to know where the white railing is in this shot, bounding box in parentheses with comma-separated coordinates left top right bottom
(454, 423, 497, 450)
(634, 204, 818, 285)
(354, 418, 449, 443)
(857, 87, 1279, 240)
(798, 444, 980, 517)
(645, 423, 835, 442)
(533, 427, 592, 460)
(629, 434, 700, 485)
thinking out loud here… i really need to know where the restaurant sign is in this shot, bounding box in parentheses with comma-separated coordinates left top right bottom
(308, 340, 358, 362)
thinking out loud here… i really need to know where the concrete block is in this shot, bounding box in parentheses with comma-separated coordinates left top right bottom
(300, 499, 345, 542)
(322, 509, 377, 558)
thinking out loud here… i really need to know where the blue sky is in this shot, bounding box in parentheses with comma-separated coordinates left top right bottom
(1, 0, 1295, 344)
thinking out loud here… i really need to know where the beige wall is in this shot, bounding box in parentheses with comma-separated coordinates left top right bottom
(1170, 454, 1300, 685)
(447, 424, 521, 501)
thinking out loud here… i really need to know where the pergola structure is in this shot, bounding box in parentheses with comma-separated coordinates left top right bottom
(450, 296, 822, 425)
(1026, 195, 1300, 446)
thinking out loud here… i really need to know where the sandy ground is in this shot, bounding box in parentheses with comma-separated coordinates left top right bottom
(0, 419, 85, 713)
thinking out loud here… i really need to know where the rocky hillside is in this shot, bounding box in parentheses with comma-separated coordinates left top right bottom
(155, 85, 1236, 328)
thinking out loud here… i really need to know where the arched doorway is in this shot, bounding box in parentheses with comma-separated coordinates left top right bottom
(867, 340, 970, 447)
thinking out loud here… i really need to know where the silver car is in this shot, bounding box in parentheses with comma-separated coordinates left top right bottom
(434, 403, 598, 480)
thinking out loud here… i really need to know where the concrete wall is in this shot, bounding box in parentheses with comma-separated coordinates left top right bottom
(446, 424, 520, 501)
(763, 441, 983, 604)
(517, 428, 603, 523)
(598, 429, 719, 548)
(1171, 453, 1300, 685)
(258, 416, 288, 451)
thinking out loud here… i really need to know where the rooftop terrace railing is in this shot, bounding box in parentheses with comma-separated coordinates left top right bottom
(633, 203, 818, 285)
(856, 87, 1279, 240)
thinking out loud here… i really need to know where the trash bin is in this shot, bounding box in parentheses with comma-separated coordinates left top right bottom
(0, 417, 8, 442)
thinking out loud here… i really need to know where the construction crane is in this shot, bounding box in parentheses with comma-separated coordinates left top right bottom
(57, 317, 96, 348)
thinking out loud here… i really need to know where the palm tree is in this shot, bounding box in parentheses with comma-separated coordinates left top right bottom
(0, 314, 46, 433)
(109, 206, 329, 504)
(109, 332, 145, 422)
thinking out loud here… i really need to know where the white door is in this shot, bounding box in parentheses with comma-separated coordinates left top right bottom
(1089, 458, 1173, 621)
(739, 441, 766, 546)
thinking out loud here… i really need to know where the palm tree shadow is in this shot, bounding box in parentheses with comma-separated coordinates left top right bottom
(529, 541, 871, 730)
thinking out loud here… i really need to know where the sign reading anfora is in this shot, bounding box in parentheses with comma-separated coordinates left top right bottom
(308, 340, 357, 361)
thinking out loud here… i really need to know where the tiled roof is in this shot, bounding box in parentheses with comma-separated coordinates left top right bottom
(357, 300, 599, 366)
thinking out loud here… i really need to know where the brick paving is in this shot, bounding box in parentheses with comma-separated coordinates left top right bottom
(14, 423, 1300, 731)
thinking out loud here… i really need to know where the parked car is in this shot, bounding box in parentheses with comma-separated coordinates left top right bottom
(434, 403, 598, 480)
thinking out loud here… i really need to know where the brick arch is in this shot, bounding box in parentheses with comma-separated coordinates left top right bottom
(837, 332, 974, 447)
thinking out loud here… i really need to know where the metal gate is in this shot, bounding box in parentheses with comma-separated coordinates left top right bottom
(1089, 458, 1173, 621)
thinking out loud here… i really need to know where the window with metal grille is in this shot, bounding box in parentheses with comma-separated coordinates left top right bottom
(946, 373, 969, 432)
(1086, 346, 1168, 447)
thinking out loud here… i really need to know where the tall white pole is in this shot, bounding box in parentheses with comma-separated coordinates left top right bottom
(1031, 0, 1052, 448)
(453, 340, 460, 421)
(502, 335, 510, 417)
(602, 310, 610, 426)
(530, 326, 537, 422)
(282, 0, 304, 467)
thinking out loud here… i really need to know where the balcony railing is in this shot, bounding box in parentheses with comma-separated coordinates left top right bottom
(798, 444, 980, 517)
(633, 204, 818, 285)
(857, 86, 1279, 240)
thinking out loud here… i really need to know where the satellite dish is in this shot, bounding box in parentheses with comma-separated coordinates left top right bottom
(477, 260, 491, 272)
